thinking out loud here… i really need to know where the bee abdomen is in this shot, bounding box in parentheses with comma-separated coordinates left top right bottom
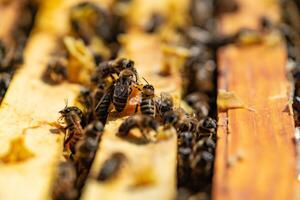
(113, 95, 128, 112)
(96, 93, 111, 124)
(141, 98, 155, 116)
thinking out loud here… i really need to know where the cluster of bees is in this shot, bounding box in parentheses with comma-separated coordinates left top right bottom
(0, 1, 37, 102)
(46, 0, 239, 199)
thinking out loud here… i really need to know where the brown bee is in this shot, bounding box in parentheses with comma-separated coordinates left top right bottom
(155, 92, 174, 119)
(42, 57, 68, 85)
(140, 82, 155, 117)
(118, 114, 158, 141)
(97, 152, 126, 182)
(52, 161, 77, 200)
(113, 69, 138, 112)
(92, 58, 136, 83)
(59, 106, 84, 154)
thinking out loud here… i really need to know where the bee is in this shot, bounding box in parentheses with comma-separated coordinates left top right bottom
(118, 114, 158, 141)
(163, 108, 197, 133)
(185, 92, 210, 118)
(42, 57, 68, 85)
(59, 106, 84, 154)
(74, 137, 99, 189)
(113, 69, 138, 112)
(144, 13, 164, 33)
(197, 117, 217, 134)
(95, 86, 114, 124)
(52, 161, 77, 200)
(92, 58, 136, 82)
(140, 82, 155, 117)
(70, 2, 113, 43)
(97, 152, 126, 182)
(156, 92, 174, 117)
(178, 131, 194, 148)
(0, 72, 11, 102)
(177, 146, 192, 187)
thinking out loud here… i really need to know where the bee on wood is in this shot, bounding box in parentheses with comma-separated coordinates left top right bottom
(52, 161, 78, 200)
(118, 114, 158, 141)
(155, 92, 174, 118)
(97, 152, 126, 182)
(42, 57, 68, 85)
(59, 106, 84, 154)
(95, 86, 114, 124)
(140, 81, 156, 117)
(92, 58, 136, 82)
(113, 69, 138, 112)
(0, 72, 11, 102)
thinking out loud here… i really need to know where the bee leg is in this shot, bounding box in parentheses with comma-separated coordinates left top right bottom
(135, 104, 139, 113)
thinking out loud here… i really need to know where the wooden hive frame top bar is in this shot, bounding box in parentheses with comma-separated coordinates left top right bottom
(213, 0, 300, 199)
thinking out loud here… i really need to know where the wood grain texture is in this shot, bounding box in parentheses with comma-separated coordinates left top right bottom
(0, 1, 84, 199)
(213, 0, 300, 199)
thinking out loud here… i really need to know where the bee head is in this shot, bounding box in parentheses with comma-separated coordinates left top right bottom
(59, 106, 83, 118)
(142, 84, 155, 96)
(118, 58, 134, 69)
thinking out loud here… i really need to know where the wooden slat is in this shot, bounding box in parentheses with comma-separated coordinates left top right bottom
(0, 1, 84, 199)
(81, 0, 188, 198)
(213, 0, 300, 199)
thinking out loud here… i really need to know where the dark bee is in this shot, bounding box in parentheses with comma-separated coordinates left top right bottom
(42, 57, 68, 85)
(178, 131, 194, 148)
(70, 2, 113, 43)
(185, 92, 210, 119)
(118, 114, 158, 140)
(0, 72, 11, 102)
(197, 117, 217, 134)
(97, 152, 126, 182)
(74, 121, 103, 189)
(95, 86, 114, 124)
(140, 83, 155, 117)
(52, 161, 77, 200)
(59, 106, 84, 154)
(92, 58, 136, 82)
(155, 92, 174, 118)
(113, 69, 137, 112)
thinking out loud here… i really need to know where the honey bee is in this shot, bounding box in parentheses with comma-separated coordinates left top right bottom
(74, 121, 104, 189)
(155, 92, 174, 118)
(197, 117, 217, 134)
(118, 114, 158, 141)
(42, 57, 68, 85)
(59, 106, 84, 154)
(97, 152, 126, 182)
(70, 2, 113, 43)
(140, 82, 155, 117)
(113, 69, 138, 112)
(95, 86, 114, 124)
(52, 161, 77, 200)
(92, 58, 136, 82)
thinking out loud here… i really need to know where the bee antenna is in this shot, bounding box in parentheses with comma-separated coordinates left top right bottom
(142, 77, 150, 85)
(64, 98, 68, 108)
